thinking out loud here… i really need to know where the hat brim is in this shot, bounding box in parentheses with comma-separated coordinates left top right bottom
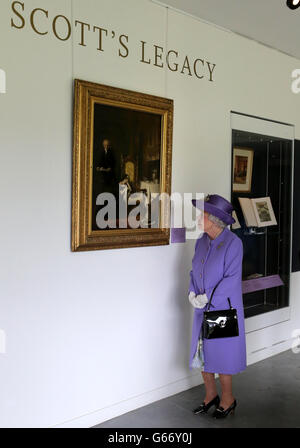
(191, 199, 235, 225)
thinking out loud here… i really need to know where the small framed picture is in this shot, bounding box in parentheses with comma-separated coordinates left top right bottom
(252, 197, 277, 227)
(238, 196, 277, 227)
(232, 147, 254, 193)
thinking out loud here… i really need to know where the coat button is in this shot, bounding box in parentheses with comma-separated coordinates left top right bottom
(199, 273, 202, 278)
(201, 259, 204, 263)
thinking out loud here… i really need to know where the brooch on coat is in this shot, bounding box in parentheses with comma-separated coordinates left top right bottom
(217, 242, 224, 249)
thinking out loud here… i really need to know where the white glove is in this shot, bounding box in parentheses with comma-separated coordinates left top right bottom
(188, 291, 209, 309)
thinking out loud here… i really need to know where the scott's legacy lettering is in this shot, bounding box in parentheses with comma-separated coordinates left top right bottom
(10, 1, 217, 82)
(140, 41, 216, 81)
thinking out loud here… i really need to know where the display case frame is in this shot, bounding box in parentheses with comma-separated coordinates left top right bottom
(230, 112, 294, 332)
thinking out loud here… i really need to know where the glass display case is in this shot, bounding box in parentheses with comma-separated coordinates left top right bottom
(230, 122, 293, 319)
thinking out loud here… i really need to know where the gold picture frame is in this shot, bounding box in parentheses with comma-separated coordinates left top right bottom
(71, 79, 173, 251)
(232, 147, 254, 193)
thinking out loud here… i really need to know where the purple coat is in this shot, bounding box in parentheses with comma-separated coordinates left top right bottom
(188, 227, 247, 374)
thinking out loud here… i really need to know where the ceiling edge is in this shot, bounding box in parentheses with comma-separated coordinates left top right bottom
(149, 0, 300, 61)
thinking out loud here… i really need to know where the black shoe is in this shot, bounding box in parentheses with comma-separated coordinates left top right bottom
(193, 395, 220, 414)
(212, 399, 237, 419)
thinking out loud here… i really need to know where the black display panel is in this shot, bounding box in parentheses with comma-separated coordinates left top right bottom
(231, 130, 292, 318)
(292, 140, 300, 272)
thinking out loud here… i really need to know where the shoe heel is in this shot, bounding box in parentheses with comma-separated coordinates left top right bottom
(230, 401, 237, 415)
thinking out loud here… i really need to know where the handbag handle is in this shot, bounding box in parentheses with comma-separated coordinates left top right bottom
(206, 280, 233, 311)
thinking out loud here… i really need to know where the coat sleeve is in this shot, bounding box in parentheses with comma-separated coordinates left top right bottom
(188, 238, 201, 295)
(208, 237, 243, 308)
(188, 270, 196, 295)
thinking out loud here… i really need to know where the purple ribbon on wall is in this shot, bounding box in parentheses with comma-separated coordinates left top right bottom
(171, 227, 186, 243)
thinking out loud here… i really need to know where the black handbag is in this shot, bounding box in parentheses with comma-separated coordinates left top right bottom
(202, 282, 239, 339)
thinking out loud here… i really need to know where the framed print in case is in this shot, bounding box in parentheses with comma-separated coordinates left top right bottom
(232, 147, 254, 193)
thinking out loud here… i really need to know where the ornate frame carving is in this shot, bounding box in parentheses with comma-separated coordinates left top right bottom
(71, 79, 173, 251)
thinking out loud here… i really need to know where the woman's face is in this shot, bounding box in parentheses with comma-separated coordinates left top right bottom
(197, 211, 214, 232)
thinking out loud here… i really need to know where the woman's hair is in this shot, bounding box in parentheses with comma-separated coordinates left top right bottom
(207, 213, 227, 229)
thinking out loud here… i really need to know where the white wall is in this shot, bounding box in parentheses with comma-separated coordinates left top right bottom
(0, 0, 300, 428)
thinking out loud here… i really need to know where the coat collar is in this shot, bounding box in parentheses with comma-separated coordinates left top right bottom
(206, 227, 228, 247)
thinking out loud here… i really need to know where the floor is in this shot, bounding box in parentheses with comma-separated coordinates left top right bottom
(94, 349, 300, 428)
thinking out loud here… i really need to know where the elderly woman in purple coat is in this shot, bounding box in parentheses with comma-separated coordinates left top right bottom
(188, 194, 247, 419)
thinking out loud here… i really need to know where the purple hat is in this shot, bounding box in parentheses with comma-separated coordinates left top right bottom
(191, 194, 236, 225)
